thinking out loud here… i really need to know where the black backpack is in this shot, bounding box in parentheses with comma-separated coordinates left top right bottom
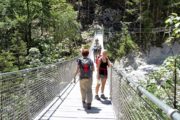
(78, 58, 93, 79)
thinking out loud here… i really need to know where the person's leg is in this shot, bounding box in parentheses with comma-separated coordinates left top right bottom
(86, 79, 93, 109)
(95, 84, 101, 100)
(94, 52, 97, 61)
(95, 83, 100, 95)
(80, 79, 87, 103)
(95, 77, 101, 100)
(101, 76, 108, 99)
(98, 50, 101, 56)
(101, 77, 107, 94)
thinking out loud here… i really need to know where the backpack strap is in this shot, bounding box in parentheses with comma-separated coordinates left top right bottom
(77, 58, 82, 66)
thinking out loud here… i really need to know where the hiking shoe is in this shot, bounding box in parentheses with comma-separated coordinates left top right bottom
(82, 101, 86, 108)
(87, 103, 91, 110)
(95, 95, 101, 100)
(101, 94, 107, 99)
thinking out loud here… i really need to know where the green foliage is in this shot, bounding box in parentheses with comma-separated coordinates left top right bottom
(0, 0, 82, 72)
(26, 47, 42, 67)
(146, 56, 180, 110)
(118, 25, 137, 57)
(165, 13, 180, 45)
(10, 32, 27, 69)
(0, 51, 18, 72)
(102, 0, 179, 48)
(106, 24, 138, 61)
(37, 36, 58, 64)
(102, 0, 179, 55)
(125, 0, 140, 19)
(82, 44, 91, 49)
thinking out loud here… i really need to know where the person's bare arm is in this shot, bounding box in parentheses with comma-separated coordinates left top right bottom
(97, 58, 101, 79)
(74, 65, 80, 83)
(107, 58, 112, 67)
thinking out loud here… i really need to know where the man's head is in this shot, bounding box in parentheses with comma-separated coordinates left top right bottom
(81, 49, 89, 57)
(95, 39, 99, 43)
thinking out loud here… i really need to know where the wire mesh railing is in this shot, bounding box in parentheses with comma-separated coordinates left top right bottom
(110, 67, 180, 120)
(0, 58, 77, 120)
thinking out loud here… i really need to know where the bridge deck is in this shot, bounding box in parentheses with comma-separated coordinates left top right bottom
(35, 71, 115, 120)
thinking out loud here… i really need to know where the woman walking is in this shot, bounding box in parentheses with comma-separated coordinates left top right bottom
(95, 50, 112, 100)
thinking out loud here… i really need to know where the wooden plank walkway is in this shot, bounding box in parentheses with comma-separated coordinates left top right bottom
(35, 70, 115, 120)
(34, 30, 116, 120)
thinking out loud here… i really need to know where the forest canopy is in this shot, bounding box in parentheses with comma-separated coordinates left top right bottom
(0, 0, 82, 73)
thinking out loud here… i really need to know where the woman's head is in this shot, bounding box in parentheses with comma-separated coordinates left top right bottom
(81, 49, 89, 57)
(102, 50, 108, 57)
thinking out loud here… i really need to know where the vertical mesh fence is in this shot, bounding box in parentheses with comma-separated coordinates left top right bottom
(0, 58, 77, 120)
(111, 68, 170, 120)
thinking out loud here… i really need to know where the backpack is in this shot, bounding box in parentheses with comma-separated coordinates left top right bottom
(93, 46, 98, 52)
(96, 55, 102, 65)
(78, 58, 93, 79)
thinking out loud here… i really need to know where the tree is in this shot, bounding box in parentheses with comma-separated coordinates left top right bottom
(0, 51, 18, 72)
(0, 0, 82, 72)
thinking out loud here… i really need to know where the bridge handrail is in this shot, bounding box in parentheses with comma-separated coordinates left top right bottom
(112, 68, 180, 120)
(0, 57, 78, 76)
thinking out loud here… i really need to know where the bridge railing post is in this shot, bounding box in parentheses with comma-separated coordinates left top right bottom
(24, 70, 31, 120)
(0, 75, 2, 120)
(109, 67, 112, 100)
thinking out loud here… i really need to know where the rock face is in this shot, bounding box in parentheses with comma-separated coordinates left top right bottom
(97, 8, 122, 30)
(147, 42, 180, 64)
(115, 42, 180, 83)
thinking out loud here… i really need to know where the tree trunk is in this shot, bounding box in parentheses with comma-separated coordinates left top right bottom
(173, 57, 177, 109)
(26, 0, 32, 49)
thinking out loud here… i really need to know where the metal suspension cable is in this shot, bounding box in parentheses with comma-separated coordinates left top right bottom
(104, 27, 172, 34)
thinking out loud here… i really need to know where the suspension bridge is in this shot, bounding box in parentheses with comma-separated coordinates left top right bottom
(0, 29, 180, 120)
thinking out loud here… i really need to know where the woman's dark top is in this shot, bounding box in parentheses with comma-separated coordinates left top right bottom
(99, 58, 108, 76)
